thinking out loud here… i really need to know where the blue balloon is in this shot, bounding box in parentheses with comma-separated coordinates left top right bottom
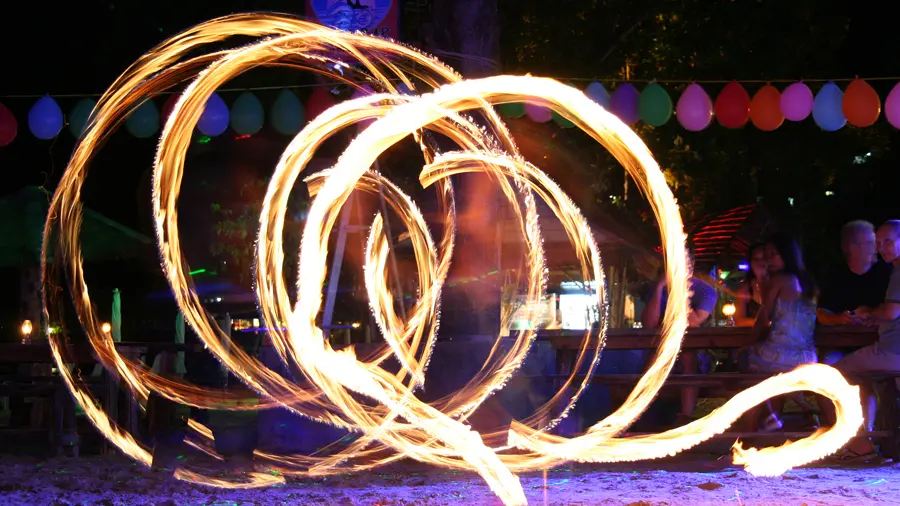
(28, 95, 63, 140)
(197, 93, 229, 137)
(271, 90, 305, 136)
(230, 92, 264, 135)
(584, 81, 611, 110)
(68, 98, 97, 139)
(125, 99, 160, 138)
(813, 81, 846, 131)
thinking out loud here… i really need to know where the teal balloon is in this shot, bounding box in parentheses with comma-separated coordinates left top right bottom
(813, 81, 846, 131)
(552, 111, 575, 128)
(271, 90, 305, 135)
(68, 98, 97, 139)
(638, 83, 673, 126)
(125, 99, 160, 138)
(498, 102, 525, 118)
(230, 91, 264, 135)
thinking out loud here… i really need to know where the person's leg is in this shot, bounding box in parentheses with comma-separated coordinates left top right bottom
(826, 344, 900, 459)
(679, 350, 699, 418)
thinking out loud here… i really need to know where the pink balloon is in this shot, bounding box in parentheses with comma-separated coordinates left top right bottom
(885, 83, 900, 129)
(780, 82, 814, 122)
(525, 102, 552, 123)
(676, 84, 714, 131)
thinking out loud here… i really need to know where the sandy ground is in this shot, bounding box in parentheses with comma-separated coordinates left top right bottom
(0, 452, 898, 505)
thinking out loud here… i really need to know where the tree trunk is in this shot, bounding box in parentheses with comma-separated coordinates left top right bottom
(426, 0, 502, 336)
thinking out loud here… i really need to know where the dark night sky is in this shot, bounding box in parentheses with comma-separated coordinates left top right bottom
(0, 1, 897, 230)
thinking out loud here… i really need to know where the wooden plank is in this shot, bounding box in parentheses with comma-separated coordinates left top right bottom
(542, 326, 878, 351)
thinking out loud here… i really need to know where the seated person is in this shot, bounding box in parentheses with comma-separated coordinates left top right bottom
(733, 243, 768, 327)
(740, 234, 818, 430)
(825, 220, 900, 463)
(641, 265, 717, 426)
(818, 220, 891, 327)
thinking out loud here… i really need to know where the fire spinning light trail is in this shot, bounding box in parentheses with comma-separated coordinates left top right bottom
(41, 14, 863, 505)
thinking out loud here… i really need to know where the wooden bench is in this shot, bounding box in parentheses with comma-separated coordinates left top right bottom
(537, 327, 900, 456)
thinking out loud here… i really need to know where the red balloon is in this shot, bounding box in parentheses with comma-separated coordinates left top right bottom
(161, 94, 180, 123)
(750, 85, 784, 131)
(715, 82, 751, 128)
(306, 88, 336, 121)
(0, 102, 17, 146)
(843, 79, 881, 128)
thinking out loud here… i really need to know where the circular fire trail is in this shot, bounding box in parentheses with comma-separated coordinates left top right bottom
(41, 14, 862, 505)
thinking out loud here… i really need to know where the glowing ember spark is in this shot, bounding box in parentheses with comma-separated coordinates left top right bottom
(41, 13, 863, 505)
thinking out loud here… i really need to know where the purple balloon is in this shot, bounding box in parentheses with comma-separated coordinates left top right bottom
(780, 82, 814, 122)
(584, 81, 611, 110)
(610, 84, 640, 124)
(885, 83, 900, 129)
(525, 102, 552, 123)
(676, 84, 714, 131)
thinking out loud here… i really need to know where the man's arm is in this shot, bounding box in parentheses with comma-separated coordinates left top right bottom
(857, 302, 900, 322)
(857, 271, 900, 323)
(688, 279, 717, 327)
(640, 279, 666, 329)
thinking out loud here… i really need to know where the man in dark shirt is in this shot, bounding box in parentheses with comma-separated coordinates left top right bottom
(818, 220, 892, 326)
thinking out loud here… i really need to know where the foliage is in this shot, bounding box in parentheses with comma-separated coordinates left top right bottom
(209, 178, 306, 287)
(499, 0, 897, 270)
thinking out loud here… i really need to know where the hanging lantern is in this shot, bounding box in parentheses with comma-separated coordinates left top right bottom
(749, 84, 784, 131)
(610, 83, 640, 125)
(780, 82, 814, 122)
(28, 95, 64, 140)
(197, 93, 229, 137)
(843, 79, 881, 128)
(676, 84, 714, 131)
(813, 82, 846, 131)
(0, 102, 18, 147)
(230, 91, 265, 135)
(125, 99, 161, 138)
(714, 82, 750, 128)
(271, 90, 305, 135)
(638, 83, 673, 126)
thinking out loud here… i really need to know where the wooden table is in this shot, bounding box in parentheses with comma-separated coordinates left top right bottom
(541, 325, 878, 381)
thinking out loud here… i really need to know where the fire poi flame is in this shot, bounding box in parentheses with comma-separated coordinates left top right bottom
(40, 14, 863, 505)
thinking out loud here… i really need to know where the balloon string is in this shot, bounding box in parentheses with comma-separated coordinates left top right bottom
(1, 75, 898, 100)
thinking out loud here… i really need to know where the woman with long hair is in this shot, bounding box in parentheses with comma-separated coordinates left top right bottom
(733, 243, 768, 326)
(741, 233, 818, 430)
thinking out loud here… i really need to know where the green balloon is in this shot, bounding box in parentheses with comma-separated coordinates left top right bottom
(638, 83, 673, 126)
(68, 98, 97, 139)
(552, 111, 575, 128)
(498, 102, 525, 119)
